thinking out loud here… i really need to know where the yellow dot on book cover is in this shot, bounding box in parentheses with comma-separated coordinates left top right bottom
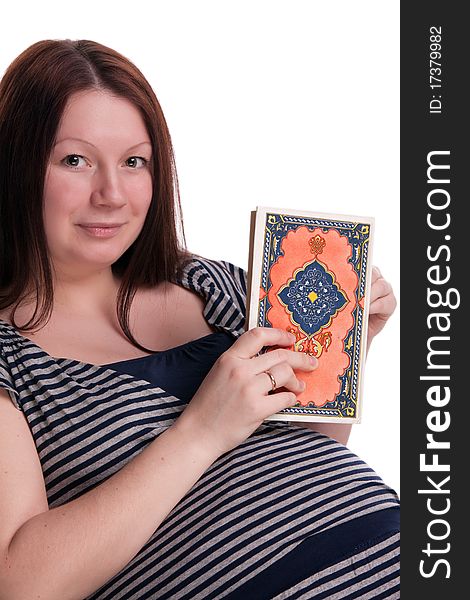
(308, 290, 318, 303)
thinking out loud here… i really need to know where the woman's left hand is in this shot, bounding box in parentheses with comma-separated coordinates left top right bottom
(367, 266, 397, 352)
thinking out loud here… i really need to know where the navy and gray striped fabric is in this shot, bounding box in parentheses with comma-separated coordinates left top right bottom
(0, 256, 400, 599)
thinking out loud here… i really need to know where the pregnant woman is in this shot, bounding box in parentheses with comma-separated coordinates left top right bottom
(0, 39, 399, 599)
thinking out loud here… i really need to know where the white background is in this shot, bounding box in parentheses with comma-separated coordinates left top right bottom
(1, 0, 400, 495)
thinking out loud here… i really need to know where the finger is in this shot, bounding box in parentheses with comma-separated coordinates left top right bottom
(265, 391, 298, 416)
(371, 265, 382, 284)
(369, 293, 397, 318)
(252, 347, 317, 375)
(369, 277, 393, 303)
(230, 327, 296, 360)
(256, 362, 307, 396)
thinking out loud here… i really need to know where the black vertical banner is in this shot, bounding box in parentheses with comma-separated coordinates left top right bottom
(401, 2, 466, 598)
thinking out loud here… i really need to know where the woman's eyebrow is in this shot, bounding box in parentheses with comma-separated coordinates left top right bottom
(54, 137, 152, 151)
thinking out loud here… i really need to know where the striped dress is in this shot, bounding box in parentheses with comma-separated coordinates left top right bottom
(0, 256, 400, 599)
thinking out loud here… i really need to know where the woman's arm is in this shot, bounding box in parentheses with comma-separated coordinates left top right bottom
(296, 266, 397, 445)
(0, 389, 220, 600)
(0, 327, 311, 600)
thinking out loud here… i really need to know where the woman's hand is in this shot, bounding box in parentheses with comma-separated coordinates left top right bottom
(175, 328, 318, 456)
(367, 266, 397, 352)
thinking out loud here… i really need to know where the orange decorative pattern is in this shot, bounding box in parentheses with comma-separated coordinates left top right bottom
(266, 226, 359, 408)
(308, 234, 326, 258)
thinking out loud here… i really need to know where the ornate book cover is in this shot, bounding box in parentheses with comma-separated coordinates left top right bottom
(246, 206, 374, 423)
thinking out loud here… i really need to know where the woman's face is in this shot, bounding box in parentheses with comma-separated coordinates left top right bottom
(43, 90, 153, 277)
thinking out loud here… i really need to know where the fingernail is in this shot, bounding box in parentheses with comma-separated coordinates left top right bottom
(309, 356, 318, 366)
(300, 380, 306, 390)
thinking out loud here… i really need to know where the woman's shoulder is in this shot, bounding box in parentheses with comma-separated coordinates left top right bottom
(0, 316, 22, 408)
(0, 312, 18, 341)
(176, 253, 248, 337)
(176, 253, 247, 295)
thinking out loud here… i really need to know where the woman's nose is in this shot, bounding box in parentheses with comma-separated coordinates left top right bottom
(90, 168, 126, 208)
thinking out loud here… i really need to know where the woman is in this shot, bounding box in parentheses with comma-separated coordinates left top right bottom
(0, 40, 399, 599)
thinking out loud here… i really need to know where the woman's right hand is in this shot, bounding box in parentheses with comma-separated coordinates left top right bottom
(175, 327, 318, 457)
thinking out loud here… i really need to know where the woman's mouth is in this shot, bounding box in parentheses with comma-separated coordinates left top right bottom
(77, 224, 124, 238)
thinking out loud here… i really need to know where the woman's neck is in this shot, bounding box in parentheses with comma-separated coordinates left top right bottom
(3, 268, 123, 326)
(51, 268, 122, 319)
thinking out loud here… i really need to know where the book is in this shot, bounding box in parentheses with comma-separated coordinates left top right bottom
(246, 206, 374, 423)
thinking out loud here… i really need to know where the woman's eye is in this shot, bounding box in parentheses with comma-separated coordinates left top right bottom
(125, 156, 147, 169)
(63, 154, 87, 168)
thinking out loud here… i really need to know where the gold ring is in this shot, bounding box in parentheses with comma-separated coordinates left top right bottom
(265, 370, 277, 392)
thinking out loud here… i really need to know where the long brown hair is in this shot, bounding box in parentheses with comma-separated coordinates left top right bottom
(0, 39, 194, 352)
